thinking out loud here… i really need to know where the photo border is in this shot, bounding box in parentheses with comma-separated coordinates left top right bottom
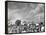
(5, 1, 45, 34)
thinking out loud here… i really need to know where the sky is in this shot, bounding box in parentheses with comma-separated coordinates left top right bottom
(8, 2, 44, 24)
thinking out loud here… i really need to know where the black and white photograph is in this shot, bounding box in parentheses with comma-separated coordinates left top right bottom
(5, 1, 45, 34)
